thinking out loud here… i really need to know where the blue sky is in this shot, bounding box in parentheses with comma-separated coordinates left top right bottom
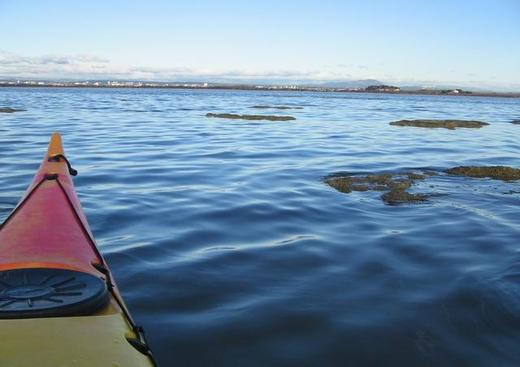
(0, 0, 519, 90)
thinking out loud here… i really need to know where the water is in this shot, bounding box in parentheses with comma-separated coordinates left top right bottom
(1, 87, 519, 366)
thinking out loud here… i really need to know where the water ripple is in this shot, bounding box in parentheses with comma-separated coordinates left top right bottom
(1, 87, 520, 366)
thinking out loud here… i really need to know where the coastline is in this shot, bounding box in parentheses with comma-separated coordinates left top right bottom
(1, 82, 519, 98)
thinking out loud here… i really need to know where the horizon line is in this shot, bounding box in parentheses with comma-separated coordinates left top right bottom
(2, 79, 520, 96)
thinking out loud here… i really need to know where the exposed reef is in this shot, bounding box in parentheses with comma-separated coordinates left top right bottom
(445, 166, 520, 181)
(326, 166, 520, 205)
(389, 119, 488, 130)
(0, 107, 25, 113)
(325, 171, 433, 205)
(206, 113, 296, 121)
(250, 105, 303, 110)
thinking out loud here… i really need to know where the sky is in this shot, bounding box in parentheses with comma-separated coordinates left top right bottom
(0, 0, 519, 90)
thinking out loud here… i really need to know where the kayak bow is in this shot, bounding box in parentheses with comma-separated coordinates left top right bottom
(0, 133, 155, 366)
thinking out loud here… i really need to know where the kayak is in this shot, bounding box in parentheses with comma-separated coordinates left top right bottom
(0, 133, 156, 366)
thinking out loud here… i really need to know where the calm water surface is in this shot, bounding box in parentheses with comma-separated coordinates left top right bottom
(1, 88, 519, 366)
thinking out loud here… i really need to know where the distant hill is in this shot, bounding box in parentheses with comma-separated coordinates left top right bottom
(399, 84, 493, 93)
(310, 79, 385, 89)
(192, 78, 386, 88)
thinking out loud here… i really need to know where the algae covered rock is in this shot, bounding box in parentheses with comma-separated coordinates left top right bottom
(0, 107, 25, 113)
(407, 172, 428, 180)
(389, 119, 488, 130)
(326, 166, 520, 205)
(206, 113, 296, 121)
(381, 189, 429, 205)
(446, 166, 520, 181)
(325, 171, 433, 205)
(251, 105, 303, 110)
(325, 175, 389, 193)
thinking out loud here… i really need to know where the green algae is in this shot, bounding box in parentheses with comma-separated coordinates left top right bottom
(325, 171, 434, 205)
(206, 113, 296, 121)
(0, 107, 25, 113)
(390, 119, 488, 130)
(446, 166, 520, 181)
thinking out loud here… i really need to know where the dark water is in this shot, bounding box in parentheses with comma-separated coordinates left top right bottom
(1, 87, 519, 366)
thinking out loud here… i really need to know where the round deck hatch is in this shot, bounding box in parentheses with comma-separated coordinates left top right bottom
(0, 268, 109, 318)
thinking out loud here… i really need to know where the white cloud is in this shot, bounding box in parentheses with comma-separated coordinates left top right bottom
(0, 50, 367, 82)
(0, 51, 113, 77)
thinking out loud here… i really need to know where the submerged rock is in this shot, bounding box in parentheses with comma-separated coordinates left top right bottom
(327, 166, 520, 205)
(251, 105, 303, 110)
(325, 175, 388, 193)
(407, 172, 428, 180)
(206, 113, 296, 121)
(0, 107, 25, 113)
(325, 171, 433, 205)
(390, 119, 488, 130)
(446, 166, 520, 181)
(381, 189, 429, 205)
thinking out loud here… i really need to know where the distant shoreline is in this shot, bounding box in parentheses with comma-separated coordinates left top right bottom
(1, 83, 519, 98)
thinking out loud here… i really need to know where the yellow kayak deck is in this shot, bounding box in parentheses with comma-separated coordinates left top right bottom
(0, 307, 153, 366)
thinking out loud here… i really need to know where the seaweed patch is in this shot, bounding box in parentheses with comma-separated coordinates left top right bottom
(206, 113, 296, 121)
(325, 171, 434, 205)
(390, 119, 488, 130)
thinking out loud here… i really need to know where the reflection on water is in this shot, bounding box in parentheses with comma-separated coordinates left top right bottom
(1, 88, 519, 366)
